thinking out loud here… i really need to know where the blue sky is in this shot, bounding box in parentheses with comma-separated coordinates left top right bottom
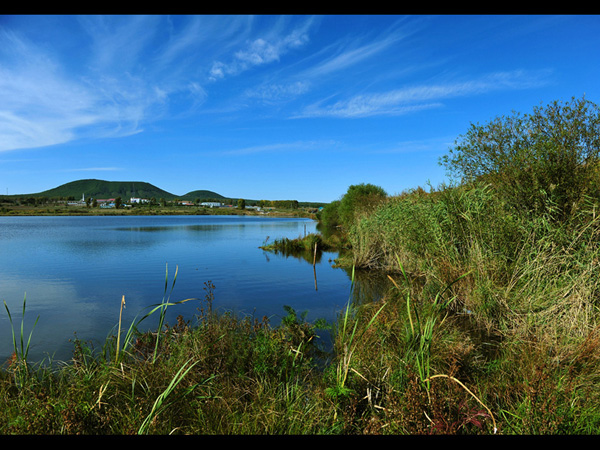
(0, 14, 599, 203)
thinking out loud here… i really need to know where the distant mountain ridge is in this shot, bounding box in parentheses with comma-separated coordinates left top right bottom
(15, 179, 227, 201)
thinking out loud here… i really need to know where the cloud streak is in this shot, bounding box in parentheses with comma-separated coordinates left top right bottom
(0, 15, 557, 157)
(0, 16, 319, 153)
(217, 139, 338, 156)
(0, 25, 157, 152)
(296, 70, 553, 119)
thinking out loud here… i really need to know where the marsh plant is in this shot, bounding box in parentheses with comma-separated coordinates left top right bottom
(3, 294, 39, 384)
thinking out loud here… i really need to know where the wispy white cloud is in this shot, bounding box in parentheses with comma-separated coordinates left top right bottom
(298, 17, 417, 82)
(78, 15, 162, 73)
(0, 19, 174, 152)
(0, 16, 320, 153)
(296, 70, 553, 119)
(208, 17, 314, 81)
(0, 15, 557, 157)
(217, 139, 338, 156)
(244, 81, 311, 104)
(302, 34, 406, 80)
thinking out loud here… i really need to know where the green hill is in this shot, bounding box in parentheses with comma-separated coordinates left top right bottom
(19, 179, 180, 201)
(10, 179, 327, 206)
(180, 190, 227, 201)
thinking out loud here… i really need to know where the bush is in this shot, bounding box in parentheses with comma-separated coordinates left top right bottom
(319, 200, 341, 230)
(337, 183, 387, 231)
(440, 96, 600, 221)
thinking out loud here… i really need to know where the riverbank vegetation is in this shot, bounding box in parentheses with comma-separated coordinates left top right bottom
(0, 198, 318, 219)
(2, 96, 600, 434)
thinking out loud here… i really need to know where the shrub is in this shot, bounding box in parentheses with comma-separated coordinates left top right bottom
(338, 183, 387, 231)
(440, 96, 600, 221)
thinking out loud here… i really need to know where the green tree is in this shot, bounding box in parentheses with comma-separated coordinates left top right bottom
(440, 96, 600, 220)
(319, 200, 341, 230)
(114, 197, 122, 209)
(338, 183, 387, 230)
(237, 198, 246, 210)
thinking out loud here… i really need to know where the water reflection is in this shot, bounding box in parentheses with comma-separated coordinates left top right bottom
(343, 267, 395, 306)
(0, 216, 343, 363)
(0, 215, 392, 365)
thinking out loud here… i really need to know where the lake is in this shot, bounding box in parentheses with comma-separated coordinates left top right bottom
(0, 215, 358, 364)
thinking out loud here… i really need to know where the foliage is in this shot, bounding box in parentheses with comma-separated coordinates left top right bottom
(338, 183, 387, 231)
(440, 96, 600, 220)
(318, 199, 341, 230)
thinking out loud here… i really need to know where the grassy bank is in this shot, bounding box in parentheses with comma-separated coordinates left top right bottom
(313, 97, 600, 434)
(1, 284, 338, 434)
(0, 202, 317, 219)
(0, 261, 507, 435)
(325, 179, 600, 434)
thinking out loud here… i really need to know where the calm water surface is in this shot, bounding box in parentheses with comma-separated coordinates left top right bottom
(0, 215, 355, 363)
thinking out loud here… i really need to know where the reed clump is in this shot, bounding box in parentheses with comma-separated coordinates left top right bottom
(260, 233, 331, 254)
(328, 179, 600, 433)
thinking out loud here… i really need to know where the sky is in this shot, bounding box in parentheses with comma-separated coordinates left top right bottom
(0, 14, 599, 203)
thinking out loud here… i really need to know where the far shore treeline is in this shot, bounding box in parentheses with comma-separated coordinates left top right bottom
(0, 178, 328, 211)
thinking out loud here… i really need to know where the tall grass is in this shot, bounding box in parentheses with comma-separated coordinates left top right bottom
(326, 266, 387, 400)
(0, 272, 337, 434)
(3, 293, 38, 363)
(338, 180, 600, 433)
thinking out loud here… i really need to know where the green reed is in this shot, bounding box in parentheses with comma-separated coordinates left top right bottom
(327, 266, 386, 399)
(138, 358, 204, 434)
(3, 293, 39, 376)
(112, 263, 195, 365)
(389, 256, 470, 390)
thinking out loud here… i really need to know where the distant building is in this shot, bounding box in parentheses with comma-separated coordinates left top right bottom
(130, 197, 149, 204)
(67, 193, 86, 206)
(97, 198, 116, 208)
(200, 202, 222, 208)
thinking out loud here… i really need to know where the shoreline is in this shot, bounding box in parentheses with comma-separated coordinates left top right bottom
(0, 207, 316, 219)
